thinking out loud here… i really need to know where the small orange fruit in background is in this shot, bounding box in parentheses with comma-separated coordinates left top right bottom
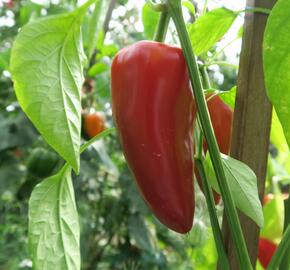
(83, 111, 106, 138)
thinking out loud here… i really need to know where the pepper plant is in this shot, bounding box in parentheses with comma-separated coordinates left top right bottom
(1, 0, 290, 269)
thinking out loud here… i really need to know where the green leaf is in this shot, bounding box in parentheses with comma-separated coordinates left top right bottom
(10, 10, 87, 172)
(88, 62, 108, 77)
(264, 0, 290, 155)
(85, 0, 103, 59)
(142, 3, 160, 40)
(29, 164, 80, 270)
(0, 49, 10, 71)
(204, 87, 236, 109)
(189, 8, 237, 56)
(82, 0, 112, 59)
(256, 260, 264, 270)
(19, 1, 42, 26)
(182, 1, 195, 16)
(237, 26, 243, 38)
(205, 153, 264, 227)
(98, 44, 119, 58)
(270, 109, 289, 154)
(219, 86, 236, 109)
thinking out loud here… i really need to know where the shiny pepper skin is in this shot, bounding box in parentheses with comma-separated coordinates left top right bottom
(258, 238, 277, 268)
(195, 95, 233, 204)
(111, 41, 195, 234)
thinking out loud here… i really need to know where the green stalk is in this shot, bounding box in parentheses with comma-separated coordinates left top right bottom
(166, 1, 252, 269)
(195, 157, 229, 270)
(202, 0, 208, 15)
(268, 224, 290, 270)
(195, 66, 229, 269)
(154, 11, 170, 42)
(80, 128, 115, 153)
(146, 0, 167, 12)
(200, 66, 211, 89)
(237, 7, 271, 15)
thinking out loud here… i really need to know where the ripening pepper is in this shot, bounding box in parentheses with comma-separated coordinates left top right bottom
(111, 41, 195, 234)
(82, 111, 106, 139)
(195, 94, 233, 204)
(258, 238, 277, 269)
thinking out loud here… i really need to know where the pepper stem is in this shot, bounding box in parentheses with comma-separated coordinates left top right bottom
(194, 68, 229, 270)
(195, 150, 230, 270)
(154, 11, 170, 42)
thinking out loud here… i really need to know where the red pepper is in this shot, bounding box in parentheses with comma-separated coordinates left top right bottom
(258, 238, 277, 269)
(111, 41, 195, 234)
(195, 94, 233, 204)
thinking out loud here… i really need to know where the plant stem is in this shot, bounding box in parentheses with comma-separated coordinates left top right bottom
(103, 0, 117, 35)
(237, 7, 271, 15)
(146, 0, 167, 12)
(204, 61, 239, 69)
(279, 194, 290, 270)
(200, 66, 211, 89)
(154, 11, 170, 42)
(268, 224, 290, 270)
(207, 37, 240, 64)
(80, 128, 115, 154)
(166, 1, 252, 269)
(195, 66, 229, 269)
(202, 0, 208, 15)
(195, 118, 203, 159)
(195, 158, 230, 270)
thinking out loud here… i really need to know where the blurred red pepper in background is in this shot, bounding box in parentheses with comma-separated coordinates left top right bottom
(195, 94, 233, 204)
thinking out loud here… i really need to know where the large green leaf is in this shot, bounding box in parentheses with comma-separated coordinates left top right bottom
(29, 164, 80, 270)
(205, 154, 264, 227)
(10, 10, 87, 172)
(189, 8, 237, 56)
(264, 0, 290, 154)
